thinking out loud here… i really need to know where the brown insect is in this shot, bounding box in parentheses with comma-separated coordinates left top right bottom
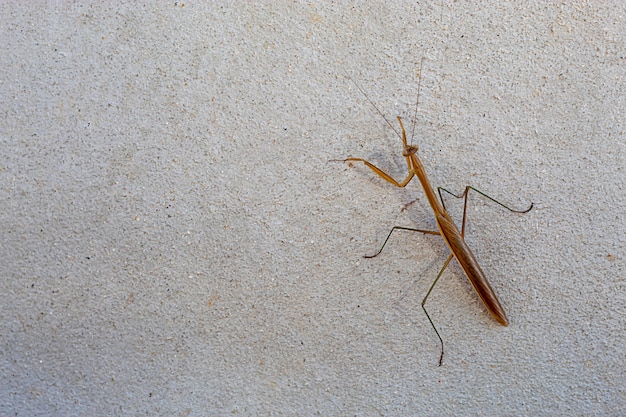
(334, 62, 533, 365)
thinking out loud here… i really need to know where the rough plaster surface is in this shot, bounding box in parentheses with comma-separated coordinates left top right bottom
(1, 2, 624, 416)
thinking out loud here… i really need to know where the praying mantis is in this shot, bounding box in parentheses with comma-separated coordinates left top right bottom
(334, 63, 533, 365)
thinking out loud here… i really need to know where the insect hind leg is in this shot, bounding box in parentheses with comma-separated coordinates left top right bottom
(421, 253, 454, 366)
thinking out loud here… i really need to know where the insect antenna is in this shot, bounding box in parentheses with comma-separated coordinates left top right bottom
(409, 58, 425, 146)
(342, 68, 402, 141)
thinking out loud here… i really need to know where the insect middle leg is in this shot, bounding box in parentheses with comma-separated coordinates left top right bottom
(331, 157, 436, 258)
(364, 226, 439, 259)
(438, 186, 534, 237)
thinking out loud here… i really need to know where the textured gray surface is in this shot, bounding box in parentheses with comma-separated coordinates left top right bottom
(1, 2, 624, 416)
